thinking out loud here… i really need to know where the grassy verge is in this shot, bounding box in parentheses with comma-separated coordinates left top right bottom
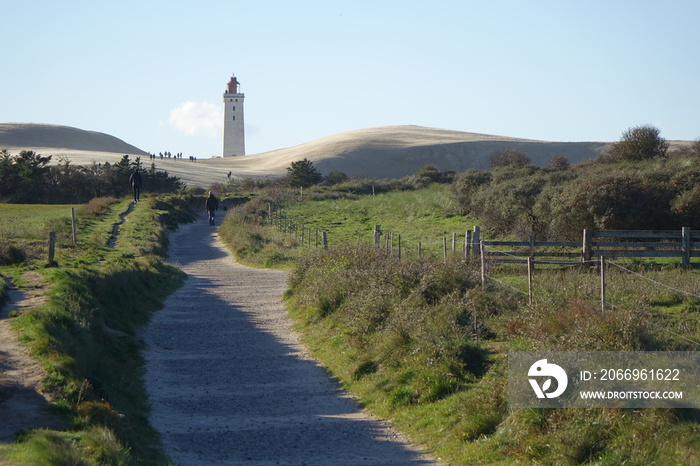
(219, 183, 700, 465)
(281, 183, 476, 256)
(218, 183, 475, 268)
(0, 195, 194, 465)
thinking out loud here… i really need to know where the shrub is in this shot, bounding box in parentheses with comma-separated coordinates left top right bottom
(549, 172, 678, 238)
(80, 196, 119, 217)
(451, 169, 492, 215)
(604, 125, 669, 162)
(547, 155, 570, 170)
(0, 243, 26, 265)
(324, 171, 349, 186)
(489, 149, 531, 169)
(407, 164, 442, 188)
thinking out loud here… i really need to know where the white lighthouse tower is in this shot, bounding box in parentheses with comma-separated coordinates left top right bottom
(222, 74, 245, 157)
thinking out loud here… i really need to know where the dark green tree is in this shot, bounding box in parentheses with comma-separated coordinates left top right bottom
(606, 124, 669, 161)
(0, 150, 52, 202)
(287, 158, 322, 188)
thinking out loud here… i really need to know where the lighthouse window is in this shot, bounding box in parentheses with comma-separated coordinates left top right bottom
(233, 116, 236, 121)
(233, 106, 236, 111)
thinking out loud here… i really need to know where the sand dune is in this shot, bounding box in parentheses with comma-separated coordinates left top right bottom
(0, 123, 149, 156)
(205, 125, 612, 179)
(0, 122, 673, 189)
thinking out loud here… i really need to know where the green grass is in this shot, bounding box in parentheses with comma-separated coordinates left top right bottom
(0, 204, 81, 239)
(1, 427, 131, 466)
(0, 195, 195, 465)
(0, 203, 83, 265)
(281, 184, 477, 256)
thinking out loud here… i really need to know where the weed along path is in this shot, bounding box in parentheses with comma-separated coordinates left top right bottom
(142, 218, 435, 465)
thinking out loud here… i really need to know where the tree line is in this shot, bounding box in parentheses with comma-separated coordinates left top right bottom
(0, 150, 183, 204)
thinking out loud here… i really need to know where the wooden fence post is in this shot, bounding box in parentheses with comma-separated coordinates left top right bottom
(600, 255, 606, 312)
(528, 235, 535, 268)
(398, 235, 402, 261)
(322, 231, 328, 249)
(527, 256, 533, 306)
(48, 231, 56, 263)
(583, 229, 593, 262)
(443, 237, 447, 263)
(480, 241, 486, 290)
(465, 229, 471, 259)
(418, 241, 422, 258)
(682, 227, 691, 268)
(472, 226, 481, 256)
(452, 232, 457, 253)
(374, 225, 381, 246)
(71, 207, 77, 246)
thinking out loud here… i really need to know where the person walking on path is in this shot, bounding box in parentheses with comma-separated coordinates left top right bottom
(129, 168, 143, 203)
(205, 191, 219, 226)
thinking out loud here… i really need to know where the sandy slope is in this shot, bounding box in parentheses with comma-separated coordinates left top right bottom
(142, 218, 436, 465)
(1, 122, 689, 189)
(0, 123, 148, 155)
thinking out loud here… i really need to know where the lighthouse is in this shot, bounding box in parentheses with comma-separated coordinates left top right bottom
(222, 74, 245, 157)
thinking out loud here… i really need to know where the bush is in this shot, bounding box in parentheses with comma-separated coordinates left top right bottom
(324, 171, 349, 186)
(451, 169, 492, 215)
(80, 197, 119, 217)
(489, 149, 531, 169)
(0, 243, 26, 265)
(604, 125, 669, 162)
(549, 172, 678, 238)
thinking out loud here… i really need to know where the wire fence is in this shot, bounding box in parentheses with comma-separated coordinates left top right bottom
(483, 254, 700, 348)
(267, 203, 700, 347)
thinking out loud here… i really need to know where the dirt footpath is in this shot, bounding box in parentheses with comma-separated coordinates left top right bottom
(142, 218, 435, 465)
(0, 273, 66, 443)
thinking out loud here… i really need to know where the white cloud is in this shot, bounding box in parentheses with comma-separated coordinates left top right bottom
(168, 101, 222, 137)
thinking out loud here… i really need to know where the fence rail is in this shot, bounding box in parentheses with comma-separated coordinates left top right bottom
(482, 227, 698, 268)
(268, 202, 699, 268)
(266, 203, 699, 344)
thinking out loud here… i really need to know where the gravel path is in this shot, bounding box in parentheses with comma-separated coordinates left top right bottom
(142, 218, 435, 465)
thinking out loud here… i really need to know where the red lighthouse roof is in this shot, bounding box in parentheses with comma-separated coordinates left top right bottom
(226, 75, 240, 94)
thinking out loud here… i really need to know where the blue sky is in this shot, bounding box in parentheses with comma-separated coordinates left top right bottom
(3, 1, 699, 158)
